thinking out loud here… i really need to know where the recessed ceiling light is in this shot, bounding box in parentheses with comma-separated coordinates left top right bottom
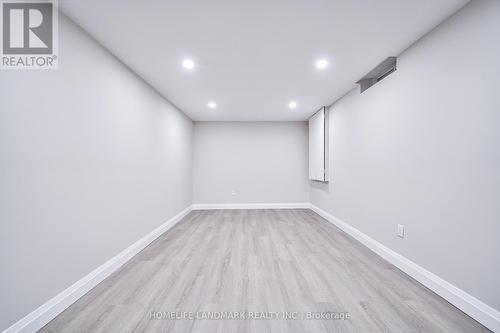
(316, 58, 329, 70)
(208, 101, 217, 109)
(288, 101, 297, 109)
(182, 59, 195, 70)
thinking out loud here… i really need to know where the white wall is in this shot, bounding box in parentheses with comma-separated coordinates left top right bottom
(310, 0, 500, 313)
(0, 15, 193, 330)
(193, 122, 308, 205)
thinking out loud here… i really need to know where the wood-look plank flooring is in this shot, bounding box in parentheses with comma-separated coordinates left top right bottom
(39, 209, 490, 333)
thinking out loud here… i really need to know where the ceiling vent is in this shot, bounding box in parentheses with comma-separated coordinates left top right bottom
(356, 57, 397, 93)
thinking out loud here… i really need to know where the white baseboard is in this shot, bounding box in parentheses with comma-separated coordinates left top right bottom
(309, 204, 500, 333)
(6, 203, 498, 333)
(3, 205, 193, 333)
(192, 203, 310, 210)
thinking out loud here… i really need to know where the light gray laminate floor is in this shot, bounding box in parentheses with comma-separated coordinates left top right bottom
(39, 209, 490, 332)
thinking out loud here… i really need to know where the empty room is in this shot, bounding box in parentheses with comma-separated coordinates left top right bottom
(1, 0, 499, 332)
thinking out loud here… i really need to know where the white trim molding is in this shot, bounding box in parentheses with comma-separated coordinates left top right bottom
(3, 205, 193, 333)
(309, 204, 500, 333)
(5, 204, 498, 333)
(192, 203, 310, 210)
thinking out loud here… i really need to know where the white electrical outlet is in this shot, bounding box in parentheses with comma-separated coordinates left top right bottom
(397, 224, 405, 238)
(231, 190, 237, 196)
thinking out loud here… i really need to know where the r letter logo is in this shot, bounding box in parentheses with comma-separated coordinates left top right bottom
(1, 0, 58, 69)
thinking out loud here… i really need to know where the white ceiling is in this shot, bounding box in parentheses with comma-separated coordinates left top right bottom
(60, 0, 468, 121)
